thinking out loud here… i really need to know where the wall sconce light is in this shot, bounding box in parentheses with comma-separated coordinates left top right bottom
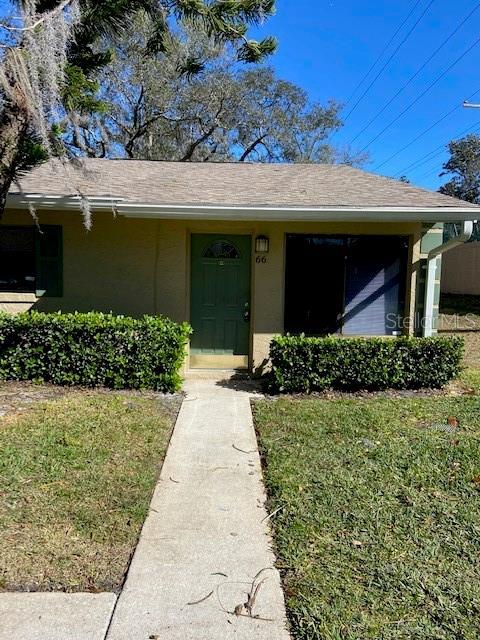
(255, 235, 269, 254)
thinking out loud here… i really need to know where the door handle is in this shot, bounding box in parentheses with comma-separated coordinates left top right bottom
(243, 302, 250, 323)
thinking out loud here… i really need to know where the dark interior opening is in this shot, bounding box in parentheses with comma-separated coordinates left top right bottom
(285, 236, 345, 335)
(0, 227, 36, 293)
(284, 234, 409, 336)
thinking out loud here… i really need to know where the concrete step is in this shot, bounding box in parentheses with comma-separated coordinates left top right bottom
(185, 368, 250, 380)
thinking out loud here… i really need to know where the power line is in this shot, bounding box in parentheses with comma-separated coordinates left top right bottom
(373, 87, 480, 171)
(343, 0, 424, 107)
(409, 125, 480, 182)
(343, 0, 433, 122)
(396, 142, 451, 175)
(394, 119, 480, 177)
(401, 149, 446, 176)
(350, 2, 480, 145)
(415, 163, 446, 182)
(361, 37, 480, 159)
(399, 148, 446, 176)
(374, 104, 460, 169)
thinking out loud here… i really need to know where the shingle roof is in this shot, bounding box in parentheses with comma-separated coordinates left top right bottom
(9, 159, 479, 209)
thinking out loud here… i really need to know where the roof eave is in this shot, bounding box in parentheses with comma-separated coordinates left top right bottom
(6, 193, 479, 222)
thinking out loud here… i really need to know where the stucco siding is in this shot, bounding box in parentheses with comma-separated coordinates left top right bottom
(1, 209, 159, 316)
(442, 243, 480, 295)
(154, 221, 188, 322)
(0, 209, 422, 369)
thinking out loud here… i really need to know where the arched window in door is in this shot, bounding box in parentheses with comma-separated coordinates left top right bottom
(203, 240, 241, 259)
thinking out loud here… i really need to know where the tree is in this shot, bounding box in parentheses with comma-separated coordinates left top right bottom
(439, 134, 480, 240)
(65, 22, 367, 166)
(0, 0, 277, 216)
(439, 134, 480, 203)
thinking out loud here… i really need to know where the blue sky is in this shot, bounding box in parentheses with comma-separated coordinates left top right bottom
(252, 0, 480, 190)
(2, 0, 479, 191)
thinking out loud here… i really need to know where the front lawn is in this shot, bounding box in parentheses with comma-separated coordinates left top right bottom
(0, 389, 179, 592)
(254, 395, 480, 639)
(459, 368, 480, 394)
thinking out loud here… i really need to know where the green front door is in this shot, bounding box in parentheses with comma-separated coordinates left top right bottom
(190, 235, 251, 366)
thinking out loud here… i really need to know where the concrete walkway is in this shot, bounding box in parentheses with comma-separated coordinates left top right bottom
(0, 593, 116, 640)
(106, 377, 290, 640)
(1, 377, 289, 640)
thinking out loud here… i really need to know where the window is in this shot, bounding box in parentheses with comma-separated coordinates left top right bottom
(203, 240, 240, 259)
(285, 234, 408, 336)
(0, 225, 63, 297)
(0, 227, 36, 292)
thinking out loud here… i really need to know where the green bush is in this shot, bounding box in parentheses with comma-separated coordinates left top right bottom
(0, 312, 191, 392)
(269, 335, 464, 393)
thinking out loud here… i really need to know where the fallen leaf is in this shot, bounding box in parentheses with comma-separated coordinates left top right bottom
(232, 444, 256, 454)
(187, 591, 213, 606)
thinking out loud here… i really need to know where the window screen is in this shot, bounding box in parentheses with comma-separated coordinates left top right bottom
(343, 237, 408, 336)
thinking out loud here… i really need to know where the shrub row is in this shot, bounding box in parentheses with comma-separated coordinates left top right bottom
(269, 335, 464, 393)
(0, 312, 191, 392)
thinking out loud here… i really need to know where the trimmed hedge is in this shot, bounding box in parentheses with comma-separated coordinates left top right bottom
(269, 335, 465, 393)
(0, 312, 191, 392)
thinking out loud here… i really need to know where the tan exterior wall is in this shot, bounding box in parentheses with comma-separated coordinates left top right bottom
(0, 209, 422, 370)
(442, 243, 480, 295)
(1, 209, 161, 316)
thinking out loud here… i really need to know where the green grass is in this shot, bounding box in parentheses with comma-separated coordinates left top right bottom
(459, 368, 480, 393)
(254, 395, 480, 639)
(0, 391, 176, 592)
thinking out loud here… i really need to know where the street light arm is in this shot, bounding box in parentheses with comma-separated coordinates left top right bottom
(463, 101, 480, 108)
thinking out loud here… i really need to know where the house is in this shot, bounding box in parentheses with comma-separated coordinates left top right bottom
(442, 242, 480, 296)
(2, 159, 479, 372)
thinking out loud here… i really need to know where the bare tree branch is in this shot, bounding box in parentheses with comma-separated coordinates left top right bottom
(179, 99, 225, 161)
(239, 133, 268, 162)
(180, 123, 218, 161)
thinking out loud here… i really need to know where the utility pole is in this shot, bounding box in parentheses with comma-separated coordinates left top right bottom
(464, 101, 480, 108)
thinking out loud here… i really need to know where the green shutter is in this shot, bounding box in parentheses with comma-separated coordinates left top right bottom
(35, 225, 63, 297)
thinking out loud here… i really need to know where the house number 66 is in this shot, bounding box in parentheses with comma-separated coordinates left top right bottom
(256, 256, 267, 264)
